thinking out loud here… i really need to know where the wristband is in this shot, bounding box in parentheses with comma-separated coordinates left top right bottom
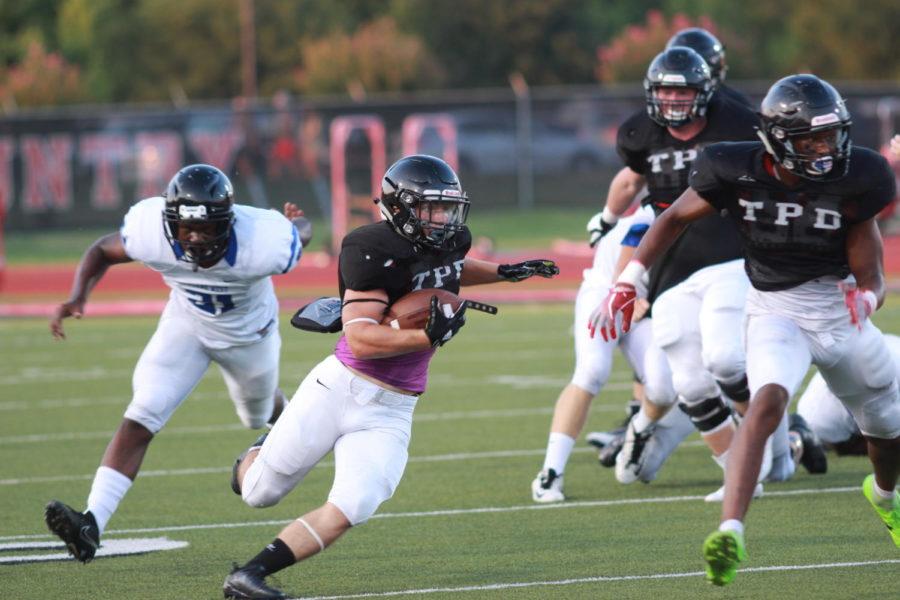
(601, 206, 619, 225)
(618, 260, 647, 287)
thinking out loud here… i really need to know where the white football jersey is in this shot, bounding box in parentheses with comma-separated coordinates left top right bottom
(121, 197, 303, 348)
(584, 205, 654, 295)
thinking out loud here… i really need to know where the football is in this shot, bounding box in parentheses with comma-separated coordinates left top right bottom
(382, 288, 464, 330)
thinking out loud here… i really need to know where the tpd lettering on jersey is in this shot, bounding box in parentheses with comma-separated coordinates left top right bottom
(738, 190, 846, 239)
(647, 149, 698, 173)
(411, 259, 465, 290)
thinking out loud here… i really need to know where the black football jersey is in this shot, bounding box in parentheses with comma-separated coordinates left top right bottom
(690, 143, 896, 291)
(716, 84, 753, 109)
(339, 221, 472, 303)
(616, 94, 759, 300)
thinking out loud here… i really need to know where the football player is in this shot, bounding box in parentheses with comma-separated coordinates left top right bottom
(666, 27, 752, 108)
(43, 164, 310, 564)
(597, 75, 900, 585)
(588, 47, 777, 495)
(795, 334, 900, 457)
(222, 155, 558, 600)
(531, 205, 692, 502)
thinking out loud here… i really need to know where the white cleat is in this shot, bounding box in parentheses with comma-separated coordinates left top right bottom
(704, 483, 764, 503)
(615, 420, 657, 484)
(531, 468, 565, 503)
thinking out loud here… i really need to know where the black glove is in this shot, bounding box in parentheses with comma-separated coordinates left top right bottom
(497, 259, 560, 282)
(587, 211, 617, 248)
(424, 296, 467, 347)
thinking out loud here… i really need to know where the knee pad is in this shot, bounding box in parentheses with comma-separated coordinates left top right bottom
(678, 395, 733, 433)
(718, 374, 750, 403)
(570, 360, 612, 396)
(328, 481, 392, 526)
(234, 395, 274, 430)
(671, 370, 719, 405)
(854, 380, 900, 440)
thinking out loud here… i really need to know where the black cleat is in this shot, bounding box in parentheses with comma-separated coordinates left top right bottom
(44, 500, 100, 563)
(597, 429, 626, 468)
(789, 413, 828, 474)
(231, 432, 270, 495)
(223, 563, 287, 599)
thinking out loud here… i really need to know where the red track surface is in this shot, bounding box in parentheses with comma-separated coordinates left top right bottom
(3, 236, 900, 317)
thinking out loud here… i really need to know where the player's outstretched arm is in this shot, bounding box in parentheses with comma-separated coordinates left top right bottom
(50, 232, 132, 340)
(842, 218, 886, 328)
(459, 257, 559, 285)
(341, 289, 433, 359)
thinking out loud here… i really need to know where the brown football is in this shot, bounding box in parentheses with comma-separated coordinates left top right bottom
(382, 288, 464, 330)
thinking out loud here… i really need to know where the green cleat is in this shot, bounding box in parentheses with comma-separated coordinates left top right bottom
(703, 529, 747, 586)
(862, 474, 900, 547)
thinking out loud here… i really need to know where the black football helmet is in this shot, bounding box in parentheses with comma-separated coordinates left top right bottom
(666, 28, 727, 87)
(758, 75, 852, 179)
(644, 47, 714, 127)
(162, 164, 235, 267)
(377, 155, 470, 251)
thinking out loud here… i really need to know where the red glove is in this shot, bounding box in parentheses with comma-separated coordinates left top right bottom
(840, 282, 876, 330)
(589, 283, 637, 341)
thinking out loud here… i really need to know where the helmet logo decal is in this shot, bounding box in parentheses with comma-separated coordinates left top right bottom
(660, 73, 687, 84)
(810, 113, 840, 127)
(178, 204, 208, 220)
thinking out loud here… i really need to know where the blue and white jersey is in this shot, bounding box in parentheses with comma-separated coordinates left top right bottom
(121, 197, 303, 348)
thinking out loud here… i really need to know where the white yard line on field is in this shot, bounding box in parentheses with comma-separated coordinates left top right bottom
(0, 485, 858, 541)
(289, 559, 900, 599)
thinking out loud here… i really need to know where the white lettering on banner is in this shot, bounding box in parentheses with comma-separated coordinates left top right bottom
(0, 137, 14, 213)
(739, 198, 765, 221)
(21, 135, 74, 212)
(135, 132, 183, 199)
(774, 202, 804, 225)
(188, 129, 243, 172)
(813, 208, 842, 230)
(80, 134, 129, 209)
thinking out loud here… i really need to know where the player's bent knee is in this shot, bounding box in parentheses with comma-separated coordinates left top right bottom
(855, 382, 900, 440)
(702, 348, 744, 385)
(571, 364, 611, 396)
(671, 372, 718, 405)
(328, 478, 394, 525)
(240, 462, 292, 508)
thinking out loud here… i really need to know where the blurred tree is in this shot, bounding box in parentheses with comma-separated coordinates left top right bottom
(0, 39, 87, 108)
(595, 9, 719, 83)
(392, 0, 638, 87)
(788, 0, 900, 80)
(0, 0, 62, 65)
(294, 16, 444, 94)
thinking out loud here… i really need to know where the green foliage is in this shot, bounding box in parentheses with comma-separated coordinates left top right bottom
(295, 16, 445, 95)
(0, 39, 87, 107)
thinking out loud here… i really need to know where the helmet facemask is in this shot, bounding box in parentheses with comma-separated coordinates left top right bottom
(647, 85, 706, 127)
(387, 188, 470, 250)
(762, 117, 852, 180)
(163, 202, 234, 268)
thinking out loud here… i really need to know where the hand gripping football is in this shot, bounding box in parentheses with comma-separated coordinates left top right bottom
(381, 288, 498, 329)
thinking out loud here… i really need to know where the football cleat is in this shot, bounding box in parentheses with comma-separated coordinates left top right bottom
(597, 430, 626, 468)
(703, 529, 747, 586)
(704, 483, 763, 503)
(231, 432, 270, 496)
(44, 500, 100, 563)
(788, 413, 828, 474)
(223, 563, 287, 599)
(614, 420, 657, 484)
(862, 474, 900, 547)
(531, 468, 565, 503)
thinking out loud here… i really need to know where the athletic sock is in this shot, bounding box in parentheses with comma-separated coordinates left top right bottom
(245, 538, 296, 576)
(872, 479, 898, 509)
(632, 409, 654, 433)
(542, 432, 575, 474)
(719, 519, 744, 536)
(86, 466, 133, 534)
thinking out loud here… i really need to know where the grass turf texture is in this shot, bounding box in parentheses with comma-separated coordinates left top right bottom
(1, 302, 899, 599)
(4, 208, 599, 264)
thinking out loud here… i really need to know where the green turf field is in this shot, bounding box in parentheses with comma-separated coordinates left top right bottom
(2, 304, 898, 599)
(4, 208, 599, 264)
